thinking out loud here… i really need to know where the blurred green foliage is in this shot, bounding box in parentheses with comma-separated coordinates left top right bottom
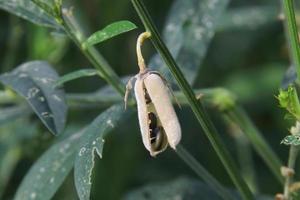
(0, 0, 299, 199)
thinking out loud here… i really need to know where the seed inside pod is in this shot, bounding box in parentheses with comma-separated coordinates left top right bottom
(147, 111, 168, 152)
(144, 87, 151, 104)
(125, 32, 181, 156)
(131, 71, 181, 156)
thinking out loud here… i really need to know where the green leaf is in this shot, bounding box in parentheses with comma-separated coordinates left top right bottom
(0, 119, 37, 198)
(281, 134, 300, 145)
(31, 0, 56, 18)
(124, 177, 272, 200)
(0, 146, 21, 198)
(0, 0, 60, 29)
(14, 129, 82, 200)
(277, 85, 300, 120)
(218, 6, 279, 31)
(0, 105, 31, 126)
(55, 69, 100, 87)
(14, 105, 130, 200)
(0, 61, 68, 135)
(149, 0, 229, 84)
(83, 20, 137, 48)
(74, 104, 130, 200)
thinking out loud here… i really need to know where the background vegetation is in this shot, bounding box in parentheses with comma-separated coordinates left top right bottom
(0, 0, 299, 199)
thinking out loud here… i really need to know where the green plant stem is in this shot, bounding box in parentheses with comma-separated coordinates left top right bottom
(282, 0, 300, 83)
(234, 134, 257, 194)
(283, 145, 299, 199)
(0, 88, 222, 106)
(131, 0, 253, 199)
(225, 106, 284, 184)
(222, 115, 257, 193)
(60, 8, 125, 96)
(176, 145, 234, 200)
(3, 16, 22, 72)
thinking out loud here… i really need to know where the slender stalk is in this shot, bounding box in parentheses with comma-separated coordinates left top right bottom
(225, 106, 284, 184)
(222, 115, 257, 193)
(3, 16, 22, 72)
(282, 0, 300, 83)
(136, 31, 151, 72)
(235, 134, 257, 194)
(131, 0, 253, 199)
(176, 145, 234, 200)
(283, 146, 299, 199)
(59, 8, 125, 96)
(0, 88, 223, 106)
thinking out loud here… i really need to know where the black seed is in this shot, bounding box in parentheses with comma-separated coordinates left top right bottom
(152, 127, 164, 150)
(150, 129, 156, 138)
(148, 112, 157, 130)
(150, 137, 156, 144)
(144, 88, 151, 104)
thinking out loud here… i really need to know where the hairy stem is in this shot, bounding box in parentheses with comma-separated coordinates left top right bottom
(283, 145, 299, 199)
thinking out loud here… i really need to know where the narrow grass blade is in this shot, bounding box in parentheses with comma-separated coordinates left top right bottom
(55, 69, 100, 87)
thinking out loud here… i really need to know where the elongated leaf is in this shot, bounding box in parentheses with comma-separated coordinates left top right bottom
(124, 177, 272, 200)
(83, 20, 137, 48)
(15, 105, 130, 200)
(14, 129, 83, 200)
(218, 6, 279, 31)
(0, 145, 21, 198)
(281, 134, 300, 145)
(0, 119, 37, 198)
(0, 105, 31, 126)
(0, 61, 68, 135)
(55, 69, 100, 87)
(149, 0, 229, 84)
(74, 104, 129, 200)
(0, 0, 60, 29)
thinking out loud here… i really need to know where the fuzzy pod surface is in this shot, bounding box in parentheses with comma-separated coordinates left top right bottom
(134, 71, 181, 156)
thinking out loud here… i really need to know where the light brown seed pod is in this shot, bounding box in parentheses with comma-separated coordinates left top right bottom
(143, 73, 181, 149)
(126, 70, 181, 156)
(125, 32, 181, 156)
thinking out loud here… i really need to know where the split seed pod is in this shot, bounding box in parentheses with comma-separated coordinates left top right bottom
(126, 70, 181, 156)
(125, 32, 181, 156)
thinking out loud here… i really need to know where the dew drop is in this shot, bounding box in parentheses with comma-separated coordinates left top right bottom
(26, 87, 40, 99)
(18, 73, 28, 78)
(52, 94, 62, 102)
(79, 147, 86, 156)
(41, 112, 53, 118)
(38, 96, 45, 102)
(30, 192, 36, 199)
(39, 167, 45, 173)
(106, 119, 114, 128)
(50, 177, 55, 184)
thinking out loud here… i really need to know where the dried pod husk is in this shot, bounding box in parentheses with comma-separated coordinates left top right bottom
(134, 71, 181, 156)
